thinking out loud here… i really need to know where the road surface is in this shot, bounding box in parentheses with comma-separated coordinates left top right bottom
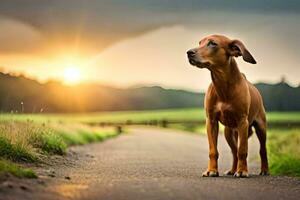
(1, 127, 300, 200)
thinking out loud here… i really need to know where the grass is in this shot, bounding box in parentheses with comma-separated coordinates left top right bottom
(0, 121, 67, 162)
(56, 124, 120, 146)
(0, 136, 37, 162)
(168, 123, 206, 134)
(0, 122, 39, 162)
(0, 121, 120, 178)
(268, 129, 300, 176)
(0, 121, 119, 159)
(1, 108, 299, 123)
(30, 129, 67, 155)
(0, 107, 299, 178)
(0, 159, 37, 178)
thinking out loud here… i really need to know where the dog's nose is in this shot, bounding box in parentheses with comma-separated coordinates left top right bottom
(187, 49, 196, 56)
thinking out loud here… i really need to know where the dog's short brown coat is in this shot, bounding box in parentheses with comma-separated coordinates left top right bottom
(187, 35, 269, 177)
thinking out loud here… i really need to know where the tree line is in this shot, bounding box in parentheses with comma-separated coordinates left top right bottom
(0, 72, 299, 113)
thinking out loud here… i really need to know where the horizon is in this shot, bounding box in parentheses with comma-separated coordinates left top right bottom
(1, 70, 298, 94)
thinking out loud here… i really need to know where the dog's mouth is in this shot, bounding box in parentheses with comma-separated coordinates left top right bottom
(188, 57, 210, 69)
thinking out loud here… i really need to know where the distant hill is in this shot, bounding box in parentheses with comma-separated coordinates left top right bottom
(0, 72, 299, 113)
(0, 72, 203, 113)
(255, 82, 300, 111)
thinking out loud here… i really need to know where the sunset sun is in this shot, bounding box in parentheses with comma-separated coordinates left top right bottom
(63, 67, 81, 85)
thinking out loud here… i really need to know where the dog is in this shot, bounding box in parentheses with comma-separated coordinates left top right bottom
(187, 35, 269, 177)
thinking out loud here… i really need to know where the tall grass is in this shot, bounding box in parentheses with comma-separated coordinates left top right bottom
(0, 137, 36, 162)
(268, 129, 300, 176)
(30, 129, 67, 155)
(0, 122, 39, 162)
(0, 121, 120, 178)
(0, 121, 68, 161)
(0, 121, 119, 160)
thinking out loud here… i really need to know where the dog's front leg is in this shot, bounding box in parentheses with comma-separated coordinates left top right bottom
(234, 118, 249, 178)
(203, 118, 219, 177)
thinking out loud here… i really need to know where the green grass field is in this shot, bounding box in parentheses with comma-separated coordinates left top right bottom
(1, 108, 300, 123)
(268, 129, 300, 176)
(0, 108, 299, 178)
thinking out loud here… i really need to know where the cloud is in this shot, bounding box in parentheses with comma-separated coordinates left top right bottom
(0, 0, 300, 53)
(0, 18, 43, 53)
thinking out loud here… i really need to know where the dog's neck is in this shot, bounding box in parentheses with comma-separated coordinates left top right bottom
(210, 58, 243, 101)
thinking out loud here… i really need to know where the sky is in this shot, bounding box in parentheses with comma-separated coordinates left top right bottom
(0, 0, 300, 91)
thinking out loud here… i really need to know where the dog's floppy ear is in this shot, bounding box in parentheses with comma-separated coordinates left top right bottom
(229, 40, 256, 64)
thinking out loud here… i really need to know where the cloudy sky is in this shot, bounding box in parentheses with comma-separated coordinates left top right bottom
(0, 0, 299, 91)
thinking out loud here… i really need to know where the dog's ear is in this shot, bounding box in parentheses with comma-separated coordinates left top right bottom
(229, 40, 256, 64)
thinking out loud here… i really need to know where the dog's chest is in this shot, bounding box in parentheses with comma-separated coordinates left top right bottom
(215, 102, 239, 127)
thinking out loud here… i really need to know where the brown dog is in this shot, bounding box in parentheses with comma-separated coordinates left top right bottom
(187, 35, 269, 177)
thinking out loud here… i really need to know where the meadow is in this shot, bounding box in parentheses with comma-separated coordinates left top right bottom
(1, 108, 300, 123)
(0, 108, 299, 177)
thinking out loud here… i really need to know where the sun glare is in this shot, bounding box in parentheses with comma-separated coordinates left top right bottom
(63, 67, 81, 85)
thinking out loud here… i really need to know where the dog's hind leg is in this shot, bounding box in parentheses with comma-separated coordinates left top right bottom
(224, 127, 238, 175)
(253, 118, 269, 175)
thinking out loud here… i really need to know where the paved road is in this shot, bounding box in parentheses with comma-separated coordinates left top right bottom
(1, 127, 300, 200)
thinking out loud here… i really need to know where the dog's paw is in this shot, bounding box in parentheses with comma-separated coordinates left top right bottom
(202, 170, 219, 177)
(259, 171, 269, 176)
(224, 170, 236, 176)
(234, 171, 249, 178)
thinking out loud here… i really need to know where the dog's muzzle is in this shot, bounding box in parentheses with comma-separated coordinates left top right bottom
(186, 49, 209, 68)
(187, 49, 197, 65)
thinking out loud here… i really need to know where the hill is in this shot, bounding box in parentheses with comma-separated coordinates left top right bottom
(0, 72, 299, 112)
(255, 81, 300, 111)
(0, 73, 203, 113)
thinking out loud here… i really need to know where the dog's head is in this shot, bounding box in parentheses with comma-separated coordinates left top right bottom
(187, 35, 256, 69)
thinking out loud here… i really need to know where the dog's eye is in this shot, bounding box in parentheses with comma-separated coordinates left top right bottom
(207, 41, 217, 48)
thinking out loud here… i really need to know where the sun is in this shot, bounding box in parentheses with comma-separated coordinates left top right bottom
(63, 67, 81, 85)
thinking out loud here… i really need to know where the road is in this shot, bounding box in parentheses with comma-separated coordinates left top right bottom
(1, 127, 300, 200)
